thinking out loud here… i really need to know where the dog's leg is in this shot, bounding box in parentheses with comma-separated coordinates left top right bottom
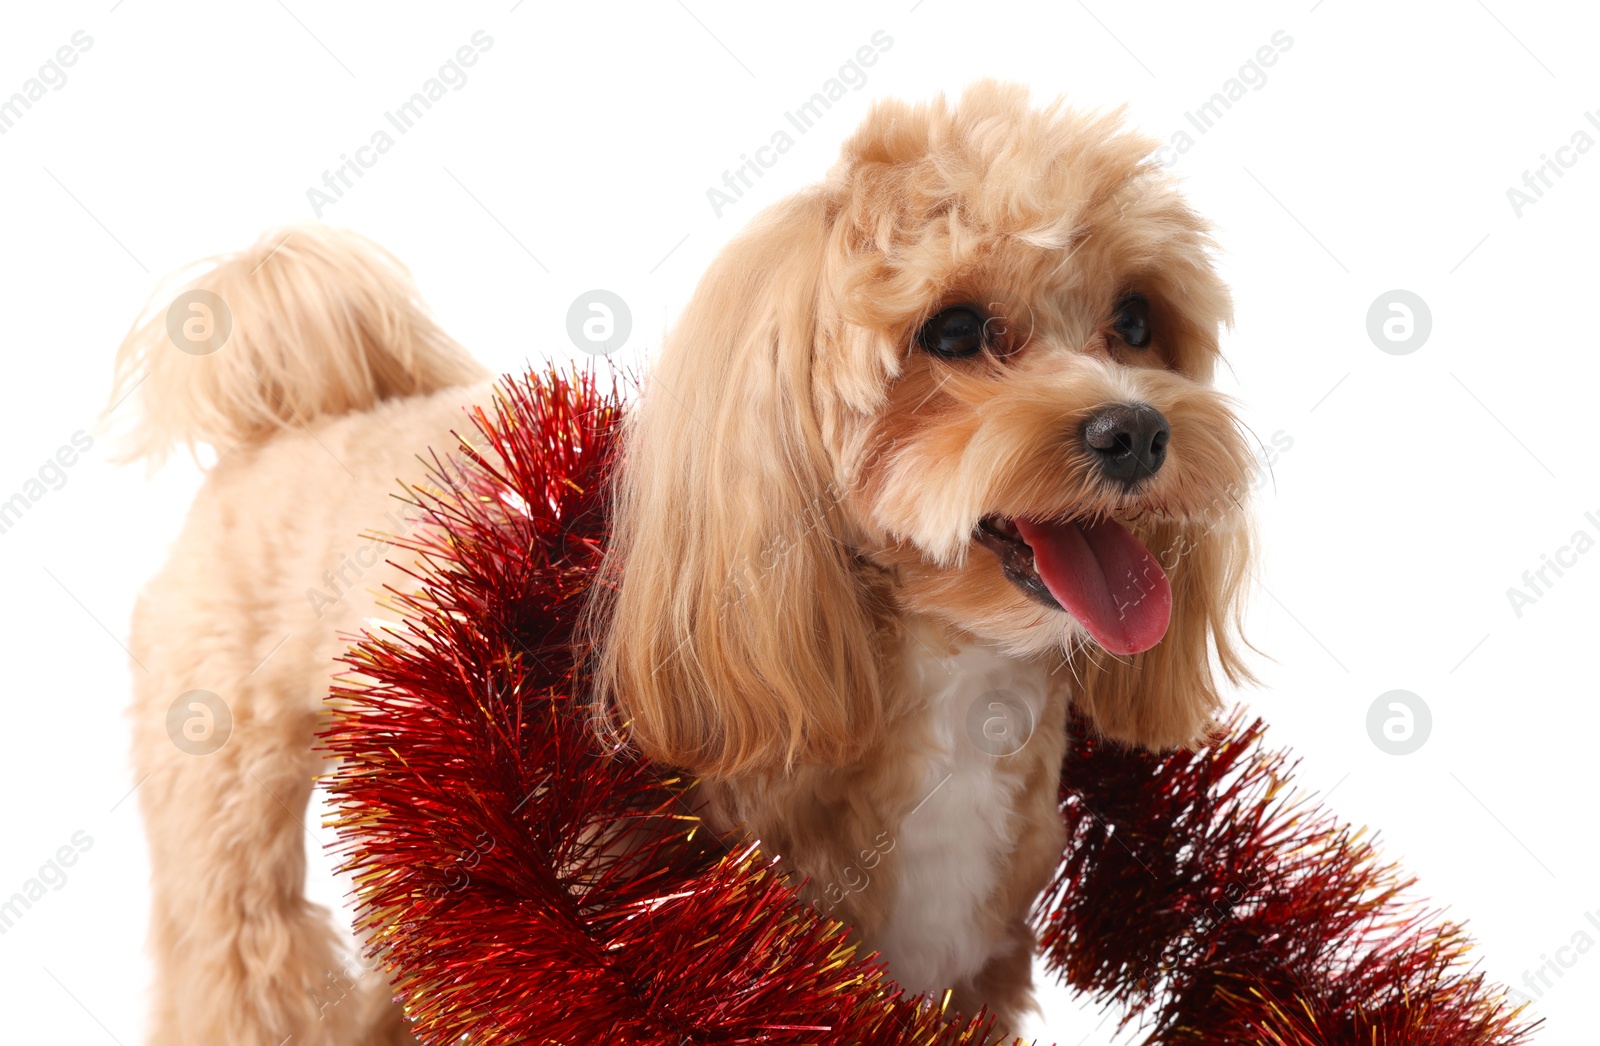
(353, 970, 419, 1045)
(134, 645, 365, 1046)
(949, 918, 1039, 1041)
(112, 224, 492, 1044)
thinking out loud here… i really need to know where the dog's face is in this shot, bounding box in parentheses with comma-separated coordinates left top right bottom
(819, 97, 1255, 667)
(591, 83, 1255, 776)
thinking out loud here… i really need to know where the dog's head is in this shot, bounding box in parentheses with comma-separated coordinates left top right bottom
(589, 82, 1255, 777)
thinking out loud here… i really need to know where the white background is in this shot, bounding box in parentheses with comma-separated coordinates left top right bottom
(1, 0, 1596, 1041)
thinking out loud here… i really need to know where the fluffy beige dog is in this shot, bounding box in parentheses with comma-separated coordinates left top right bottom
(116, 82, 1253, 1043)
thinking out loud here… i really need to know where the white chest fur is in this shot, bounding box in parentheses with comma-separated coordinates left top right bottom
(874, 619, 1054, 994)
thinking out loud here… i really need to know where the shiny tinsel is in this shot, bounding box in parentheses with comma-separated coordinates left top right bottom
(324, 369, 1534, 1045)
(323, 369, 998, 1044)
(1041, 715, 1538, 1045)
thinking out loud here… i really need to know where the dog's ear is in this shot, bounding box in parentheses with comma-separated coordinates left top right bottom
(1069, 514, 1253, 749)
(585, 193, 888, 778)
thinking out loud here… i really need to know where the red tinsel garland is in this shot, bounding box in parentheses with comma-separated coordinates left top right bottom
(322, 368, 1536, 1046)
(1044, 718, 1537, 1045)
(323, 370, 998, 1045)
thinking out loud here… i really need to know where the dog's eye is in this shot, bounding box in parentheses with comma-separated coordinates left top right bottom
(1111, 294, 1151, 349)
(917, 306, 987, 358)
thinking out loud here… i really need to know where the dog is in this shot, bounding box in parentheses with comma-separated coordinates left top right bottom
(114, 81, 1254, 1043)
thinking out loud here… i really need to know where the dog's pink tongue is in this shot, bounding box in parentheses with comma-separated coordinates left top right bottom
(1014, 516, 1171, 655)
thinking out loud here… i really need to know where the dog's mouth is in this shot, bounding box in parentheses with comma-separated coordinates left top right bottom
(975, 515, 1172, 655)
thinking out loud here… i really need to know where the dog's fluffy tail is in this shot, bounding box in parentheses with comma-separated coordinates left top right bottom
(108, 224, 489, 465)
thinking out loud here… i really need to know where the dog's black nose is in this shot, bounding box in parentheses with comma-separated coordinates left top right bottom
(1083, 403, 1169, 484)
